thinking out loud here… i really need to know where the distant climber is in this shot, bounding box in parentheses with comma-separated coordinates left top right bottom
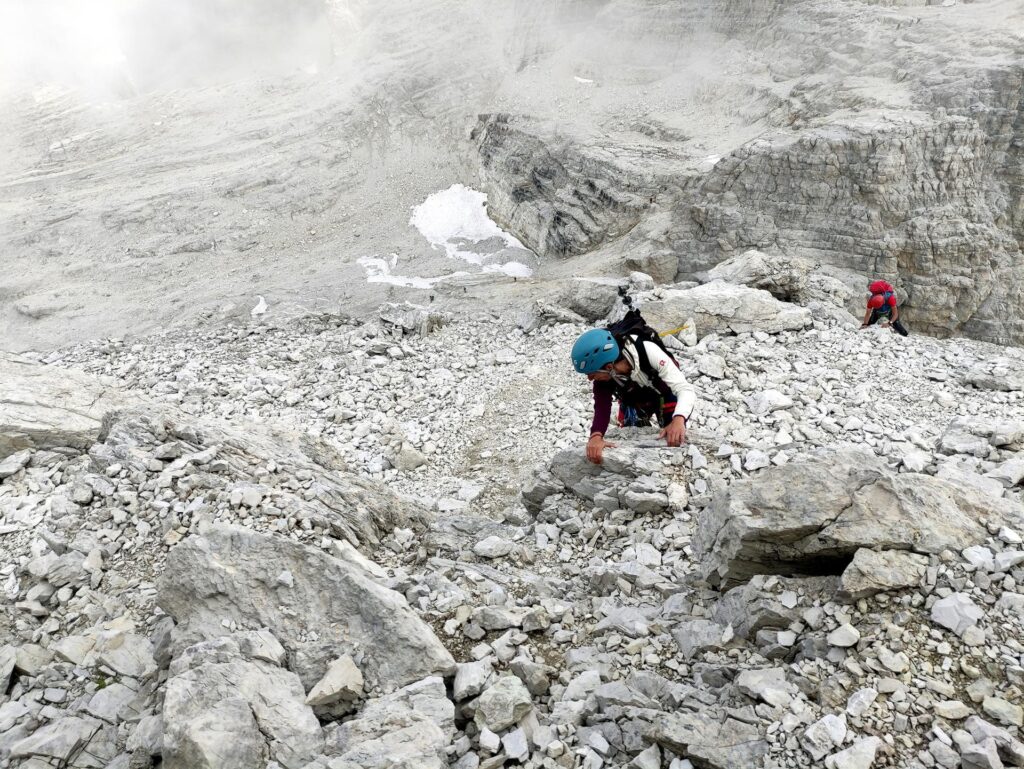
(861, 280, 908, 336)
(571, 297, 696, 464)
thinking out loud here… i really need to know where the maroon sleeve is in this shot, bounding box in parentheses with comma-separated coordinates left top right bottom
(591, 380, 613, 435)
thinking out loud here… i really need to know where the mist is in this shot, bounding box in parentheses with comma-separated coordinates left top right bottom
(0, 0, 335, 98)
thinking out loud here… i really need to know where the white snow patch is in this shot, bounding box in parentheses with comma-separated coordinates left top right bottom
(359, 185, 534, 288)
(410, 184, 530, 271)
(358, 255, 463, 288)
(485, 261, 533, 279)
(704, 154, 723, 166)
(574, 76, 595, 84)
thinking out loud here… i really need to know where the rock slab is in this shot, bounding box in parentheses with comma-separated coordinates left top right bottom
(157, 524, 455, 691)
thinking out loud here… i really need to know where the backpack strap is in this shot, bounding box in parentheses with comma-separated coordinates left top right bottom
(625, 334, 675, 386)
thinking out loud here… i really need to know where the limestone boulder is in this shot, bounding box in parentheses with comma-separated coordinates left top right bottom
(693, 450, 1024, 588)
(157, 525, 455, 691)
(640, 281, 811, 340)
(0, 352, 134, 460)
(703, 249, 813, 302)
(838, 548, 929, 600)
(322, 677, 454, 769)
(162, 634, 323, 769)
(8, 716, 108, 765)
(557, 277, 623, 321)
(378, 301, 448, 336)
(651, 709, 769, 769)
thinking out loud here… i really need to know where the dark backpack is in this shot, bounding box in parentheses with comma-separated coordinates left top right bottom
(605, 308, 677, 384)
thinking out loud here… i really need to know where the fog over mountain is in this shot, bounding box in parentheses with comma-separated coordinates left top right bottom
(3, 0, 1022, 350)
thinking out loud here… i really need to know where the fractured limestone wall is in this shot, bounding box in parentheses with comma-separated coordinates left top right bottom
(473, 0, 1024, 344)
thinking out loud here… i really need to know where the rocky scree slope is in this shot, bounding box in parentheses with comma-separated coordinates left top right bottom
(2, 280, 1024, 768)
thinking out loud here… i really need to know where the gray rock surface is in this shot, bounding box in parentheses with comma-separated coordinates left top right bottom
(694, 450, 1024, 587)
(322, 676, 454, 769)
(557, 278, 623, 321)
(824, 736, 882, 769)
(0, 352, 133, 460)
(474, 676, 533, 732)
(652, 709, 769, 768)
(640, 281, 812, 339)
(931, 593, 985, 638)
(157, 524, 455, 690)
(162, 634, 323, 769)
(3, 271, 1024, 769)
(838, 548, 929, 600)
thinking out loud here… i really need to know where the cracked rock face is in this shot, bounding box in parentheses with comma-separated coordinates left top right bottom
(0, 352, 134, 461)
(157, 524, 455, 691)
(162, 633, 324, 769)
(693, 449, 1024, 588)
(652, 708, 770, 768)
(468, 5, 1024, 346)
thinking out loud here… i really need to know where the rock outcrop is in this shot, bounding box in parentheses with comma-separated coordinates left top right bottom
(693, 450, 1024, 588)
(162, 633, 323, 769)
(469, 5, 1024, 346)
(640, 281, 812, 340)
(0, 352, 132, 460)
(157, 524, 455, 691)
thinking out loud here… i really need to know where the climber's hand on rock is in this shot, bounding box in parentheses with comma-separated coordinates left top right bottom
(659, 416, 687, 447)
(586, 434, 615, 464)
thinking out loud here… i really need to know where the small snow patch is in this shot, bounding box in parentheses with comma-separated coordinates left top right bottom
(574, 76, 594, 84)
(410, 184, 532, 274)
(485, 261, 533, 279)
(358, 255, 465, 289)
(359, 185, 535, 289)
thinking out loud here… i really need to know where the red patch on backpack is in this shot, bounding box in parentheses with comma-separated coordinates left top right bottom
(869, 280, 894, 295)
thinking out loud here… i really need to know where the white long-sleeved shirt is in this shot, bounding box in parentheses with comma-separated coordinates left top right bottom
(591, 338, 696, 435)
(621, 339, 696, 420)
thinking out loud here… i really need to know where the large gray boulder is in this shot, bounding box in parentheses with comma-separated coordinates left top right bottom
(556, 277, 623, 321)
(162, 634, 323, 769)
(703, 249, 816, 303)
(322, 676, 455, 769)
(0, 352, 133, 460)
(963, 359, 1024, 392)
(651, 709, 769, 768)
(8, 716, 110, 765)
(378, 302, 448, 336)
(693, 450, 1024, 588)
(702, 249, 860, 317)
(640, 281, 811, 339)
(838, 548, 929, 600)
(157, 525, 455, 691)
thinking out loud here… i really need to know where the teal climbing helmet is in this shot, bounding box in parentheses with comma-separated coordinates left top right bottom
(571, 329, 619, 374)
